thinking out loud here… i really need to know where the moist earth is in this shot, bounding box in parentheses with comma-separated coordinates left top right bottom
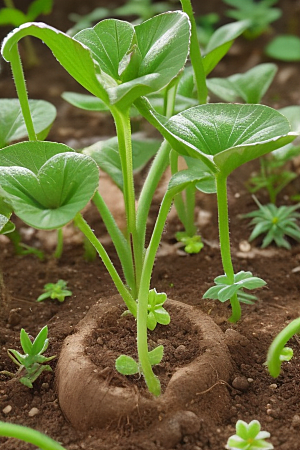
(1, 1, 300, 449)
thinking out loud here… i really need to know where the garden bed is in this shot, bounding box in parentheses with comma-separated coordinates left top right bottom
(1, 0, 300, 449)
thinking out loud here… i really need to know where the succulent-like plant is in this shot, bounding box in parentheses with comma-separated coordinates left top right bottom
(226, 419, 274, 450)
(243, 198, 300, 249)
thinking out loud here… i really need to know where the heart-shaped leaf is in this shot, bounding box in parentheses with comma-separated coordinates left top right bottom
(164, 103, 297, 177)
(115, 355, 139, 375)
(2, 13, 190, 110)
(0, 99, 56, 148)
(0, 142, 99, 229)
(83, 135, 161, 190)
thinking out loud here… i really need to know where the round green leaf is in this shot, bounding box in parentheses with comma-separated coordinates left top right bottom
(0, 145, 99, 229)
(165, 103, 297, 177)
(115, 355, 139, 375)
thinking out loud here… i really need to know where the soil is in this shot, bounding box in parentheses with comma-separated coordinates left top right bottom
(1, 0, 300, 449)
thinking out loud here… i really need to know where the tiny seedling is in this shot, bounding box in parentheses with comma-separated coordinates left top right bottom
(37, 280, 72, 303)
(223, 0, 281, 39)
(226, 419, 273, 450)
(0, 421, 66, 450)
(175, 231, 204, 254)
(266, 317, 300, 378)
(242, 197, 300, 249)
(1, 326, 56, 388)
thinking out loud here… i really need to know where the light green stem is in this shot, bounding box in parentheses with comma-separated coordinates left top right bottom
(9, 45, 37, 141)
(136, 139, 170, 251)
(185, 184, 197, 236)
(0, 421, 66, 450)
(74, 213, 137, 317)
(137, 191, 174, 395)
(170, 149, 188, 229)
(267, 317, 300, 377)
(92, 191, 135, 295)
(111, 108, 143, 292)
(180, 0, 208, 104)
(53, 228, 63, 259)
(216, 174, 241, 322)
(111, 108, 136, 236)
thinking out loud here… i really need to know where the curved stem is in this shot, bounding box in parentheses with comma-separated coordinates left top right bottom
(185, 183, 197, 237)
(137, 191, 174, 396)
(215, 173, 241, 322)
(9, 45, 37, 141)
(170, 149, 188, 229)
(0, 421, 66, 450)
(92, 191, 135, 295)
(267, 317, 300, 378)
(180, 0, 208, 104)
(74, 213, 137, 317)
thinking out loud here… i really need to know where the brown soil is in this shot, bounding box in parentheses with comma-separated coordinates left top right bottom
(1, 1, 300, 449)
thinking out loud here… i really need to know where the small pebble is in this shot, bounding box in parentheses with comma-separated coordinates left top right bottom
(174, 345, 187, 359)
(269, 383, 277, 389)
(28, 407, 39, 417)
(232, 376, 250, 391)
(3, 405, 12, 414)
(291, 414, 300, 428)
(239, 240, 251, 252)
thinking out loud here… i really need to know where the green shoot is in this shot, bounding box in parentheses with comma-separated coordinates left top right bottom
(266, 317, 300, 377)
(37, 280, 72, 303)
(0, 421, 66, 450)
(242, 198, 300, 249)
(226, 419, 273, 450)
(1, 326, 56, 388)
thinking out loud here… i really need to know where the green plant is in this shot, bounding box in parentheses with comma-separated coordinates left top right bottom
(226, 419, 273, 450)
(0, 0, 53, 66)
(223, 0, 281, 39)
(242, 197, 300, 249)
(136, 99, 297, 322)
(37, 279, 72, 303)
(0, 10, 193, 396)
(266, 317, 300, 377)
(1, 326, 56, 388)
(0, 421, 66, 450)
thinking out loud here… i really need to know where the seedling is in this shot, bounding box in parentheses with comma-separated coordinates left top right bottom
(223, 0, 281, 39)
(37, 280, 72, 303)
(0, 0, 53, 66)
(135, 100, 297, 322)
(1, 326, 56, 388)
(226, 419, 273, 450)
(242, 197, 300, 249)
(175, 231, 204, 254)
(0, 421, 66, 450)
(0, 10, 192, 396)
(266, 317, 300, 377)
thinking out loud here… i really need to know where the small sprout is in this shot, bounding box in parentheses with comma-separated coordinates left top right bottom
(203, 271, 266, 304)
(175, 231, 204, 254)
(115, 345, 164, 376)
(226, 419, 274, 450)
(37, 280, 72, 303)
(147, 289, 170, 331)
(1, 326, 56, 388)
(243, 198, 300, 249)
